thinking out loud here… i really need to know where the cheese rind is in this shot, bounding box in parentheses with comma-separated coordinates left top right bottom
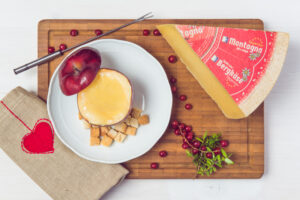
(157, 24, 289, 119)
(239, 32, 289, 116)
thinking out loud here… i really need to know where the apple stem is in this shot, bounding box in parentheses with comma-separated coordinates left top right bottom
(74, 67, 81, 73)
(73, 67, 81, 76)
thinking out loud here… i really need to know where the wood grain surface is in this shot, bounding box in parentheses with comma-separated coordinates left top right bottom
(38, 19, 264, 179)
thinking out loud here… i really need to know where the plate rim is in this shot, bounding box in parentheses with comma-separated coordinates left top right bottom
(47, 39, 173, 164)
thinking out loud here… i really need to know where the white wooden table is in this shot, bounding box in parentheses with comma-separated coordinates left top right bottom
(0, 0, 299, 199)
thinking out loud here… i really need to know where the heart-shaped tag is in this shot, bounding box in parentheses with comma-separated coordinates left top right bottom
(21, 119, 54, 154)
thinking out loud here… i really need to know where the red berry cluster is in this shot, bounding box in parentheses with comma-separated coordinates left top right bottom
(171, 119, 229, 157)
(150, 150, 168, 169)
(142, 29, 161, 36)
(48, 44, 68, 54)
(50, 28, 161, 54)
(169, 76, 193, 110)
(48, 28, 105, 54)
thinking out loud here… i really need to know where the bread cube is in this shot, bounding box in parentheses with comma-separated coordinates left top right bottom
(113, 123, 127, 133)
(129, 118, 139, 128)
(125, 127, 137, 136)
(131, 108, 142, 119)
(124, 116, 132, 125)
(115, 132, 127, 143)
(101, 135, 113, 147)
(100, 126, 109, 136)
(90, 136, 100, 146)
(90, 127, 100, 137)
(138, 115, 150, 125)
(107, 129, 118, 139)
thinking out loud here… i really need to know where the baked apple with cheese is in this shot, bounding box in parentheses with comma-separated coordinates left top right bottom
(77, 68, 132, 126)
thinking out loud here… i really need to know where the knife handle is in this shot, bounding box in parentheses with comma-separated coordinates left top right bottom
(13, 51, 63, 75)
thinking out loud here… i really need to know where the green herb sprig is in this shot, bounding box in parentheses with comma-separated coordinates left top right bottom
(180, 129, 234, 176)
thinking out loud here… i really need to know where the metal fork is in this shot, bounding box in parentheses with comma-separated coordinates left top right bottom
(13, 12, 154, 75)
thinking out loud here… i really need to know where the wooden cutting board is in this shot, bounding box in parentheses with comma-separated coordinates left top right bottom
(38, 19, 264, 179)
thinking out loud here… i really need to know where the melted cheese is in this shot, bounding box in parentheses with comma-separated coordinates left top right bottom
(78, 69, 132, 125)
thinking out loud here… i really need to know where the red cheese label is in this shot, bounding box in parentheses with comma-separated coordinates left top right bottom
(176, 25, 276, 104)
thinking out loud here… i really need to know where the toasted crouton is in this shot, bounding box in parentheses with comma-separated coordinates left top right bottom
(90, 127, 100, 137)
(115, 132, 127, 143)
(125, 127, 137, 136)
(101, 135, 113, 147)
(100, 126, 109, 136)
(107, 129, 118, 139)
(124, 116, 132, 125)
(113, 123, 127, 133)
(138, 115, 150, 125)
(129, 118, 139, 128)
(90, 136, 100, 146)
(131, 108, 142, 119)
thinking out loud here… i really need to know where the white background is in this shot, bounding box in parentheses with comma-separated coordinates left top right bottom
(0, 0, 299, 199)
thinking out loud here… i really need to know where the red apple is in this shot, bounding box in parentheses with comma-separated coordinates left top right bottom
(59, 47, 101, 96)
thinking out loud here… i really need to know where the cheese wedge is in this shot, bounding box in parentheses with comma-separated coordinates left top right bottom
(78, 68, 132, 125)
(157, 24, 289, 119)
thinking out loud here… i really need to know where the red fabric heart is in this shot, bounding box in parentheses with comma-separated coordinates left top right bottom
(21, 119, 54, 154)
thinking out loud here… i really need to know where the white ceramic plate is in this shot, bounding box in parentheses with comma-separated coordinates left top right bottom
(47, 39, 173, 164)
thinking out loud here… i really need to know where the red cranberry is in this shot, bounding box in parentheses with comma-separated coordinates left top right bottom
(200, 146, 207, 151)
(179, 95, 187, 101)
(171, 120, 179, 129)
(181, 129, 187, 137)
(170, 76, 177, 84)
(70, 29, 78, 36)
(171, 124, 177, 129)
(182, 142, 189, 149)
(150, 162, 159, 169)
(174, 129, 181, 136)
(59, 44, 67, 51)
(168, 55, 177, 63)
(143, 29, 150, 36)
(186, 132, 194, 141)
(48, 47, 55, 54)
(153, 29, 161, 36)
(159, 150, 167, 157)
(179, 123, 185, 130)
(192, 149, 199, 155)
(185, 126, 192, 132)
(193, 141, 201, 148)
(95, 29, 103, 36)
(220, 140, 229, 147)
(213, 147, 221, 155)
(185, 103, 193, 110)
(206, 152, 213, 159)
(171, 85, 177, 93)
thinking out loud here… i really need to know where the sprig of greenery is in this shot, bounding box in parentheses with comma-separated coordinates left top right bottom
(195, 132, 221, 149)
(184, 132, 234, 176)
